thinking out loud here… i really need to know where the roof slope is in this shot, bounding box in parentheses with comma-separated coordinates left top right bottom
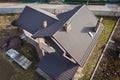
(38, 53, 78, 80)
(15, 6, 58, 34)
(33, 6, 81, 38)
(14, 5, 104, 67)
(53, 5, 104, 66)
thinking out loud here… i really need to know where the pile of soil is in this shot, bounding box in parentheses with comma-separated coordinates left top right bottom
(3, 36, 23, 50)
(93, 19, 120, 80)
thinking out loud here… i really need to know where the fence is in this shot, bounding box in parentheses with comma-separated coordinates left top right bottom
(21, 0, 49, 2)
(64, 0, 120, 4)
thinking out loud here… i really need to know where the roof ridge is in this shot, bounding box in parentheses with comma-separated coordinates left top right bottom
(63, 5, 82, 25)
(32, 6, 82, 38)
(32, 21, 62, 38)
(26, 6, 59, 20)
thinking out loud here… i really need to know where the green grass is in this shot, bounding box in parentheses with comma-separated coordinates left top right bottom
(80, 16, 118, 80)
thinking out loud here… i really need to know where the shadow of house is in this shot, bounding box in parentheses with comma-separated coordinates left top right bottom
(12, 5, 104, 80)
(81, 27, 95, 33)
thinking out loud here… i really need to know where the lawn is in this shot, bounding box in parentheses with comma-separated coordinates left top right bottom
(0, 14, 44, 80)
(93, 18, 120, 80)
(80, 16, 118, 80)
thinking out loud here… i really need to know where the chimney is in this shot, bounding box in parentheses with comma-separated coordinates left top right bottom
(94, 17, 103, 32)
(65, 23, 72, 32)
(53, 9, 56, 14)
(43, 21, 47, 28)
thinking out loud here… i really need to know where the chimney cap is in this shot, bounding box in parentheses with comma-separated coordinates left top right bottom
(65, 23, 72, 32)
(43, 21, 47, 28)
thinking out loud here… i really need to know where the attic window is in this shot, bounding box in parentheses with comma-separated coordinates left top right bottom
(64, 23, 72, 32)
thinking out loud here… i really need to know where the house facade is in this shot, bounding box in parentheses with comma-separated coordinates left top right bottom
(13, 5, 104, 80)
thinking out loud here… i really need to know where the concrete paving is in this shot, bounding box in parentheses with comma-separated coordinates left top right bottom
(0, 3, 77, 14)
(87, 4, 120, 16)
(0, 3, 77, 9)
(0, 3, 119, 16)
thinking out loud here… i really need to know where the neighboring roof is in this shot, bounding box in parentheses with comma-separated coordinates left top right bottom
(53, 5, 104, 66)
(37, 53, 78, 80)
(15, 6, 58, 34)
(33, 6, 81, 38)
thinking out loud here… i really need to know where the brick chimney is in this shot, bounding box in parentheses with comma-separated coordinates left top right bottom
(65, 23, 72, 32)
(43, 21, 47, 28)
(94, 17, 103, 32)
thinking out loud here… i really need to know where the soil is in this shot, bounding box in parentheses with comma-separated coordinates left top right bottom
(93, 19, 120, 80)
(0, 14, 19, 80)
(0, 14, 44, 80)
(3, 36, 23, 50)
(0, 58, 16, 80)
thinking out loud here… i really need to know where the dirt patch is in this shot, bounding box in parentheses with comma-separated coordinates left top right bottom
(0, 54, 16, 80)
(93, 19, 120, 80)
(0, 14, 19, 80)
(3, 36, 23, 50)
(93, 48, 120, 80)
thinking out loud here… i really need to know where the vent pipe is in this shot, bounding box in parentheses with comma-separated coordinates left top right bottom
(43, 21, 47, 28)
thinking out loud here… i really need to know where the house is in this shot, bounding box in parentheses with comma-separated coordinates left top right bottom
(13, 5, 104, 80)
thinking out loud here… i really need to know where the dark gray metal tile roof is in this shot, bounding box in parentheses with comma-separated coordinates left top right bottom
(15, 5, 104, 68)
(15, 6, 58, 34)
(33, 6, 81, 38)
(38, 53, 78, 80)
(38, 37, 79, 80)
(53, 5, 104, 66)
